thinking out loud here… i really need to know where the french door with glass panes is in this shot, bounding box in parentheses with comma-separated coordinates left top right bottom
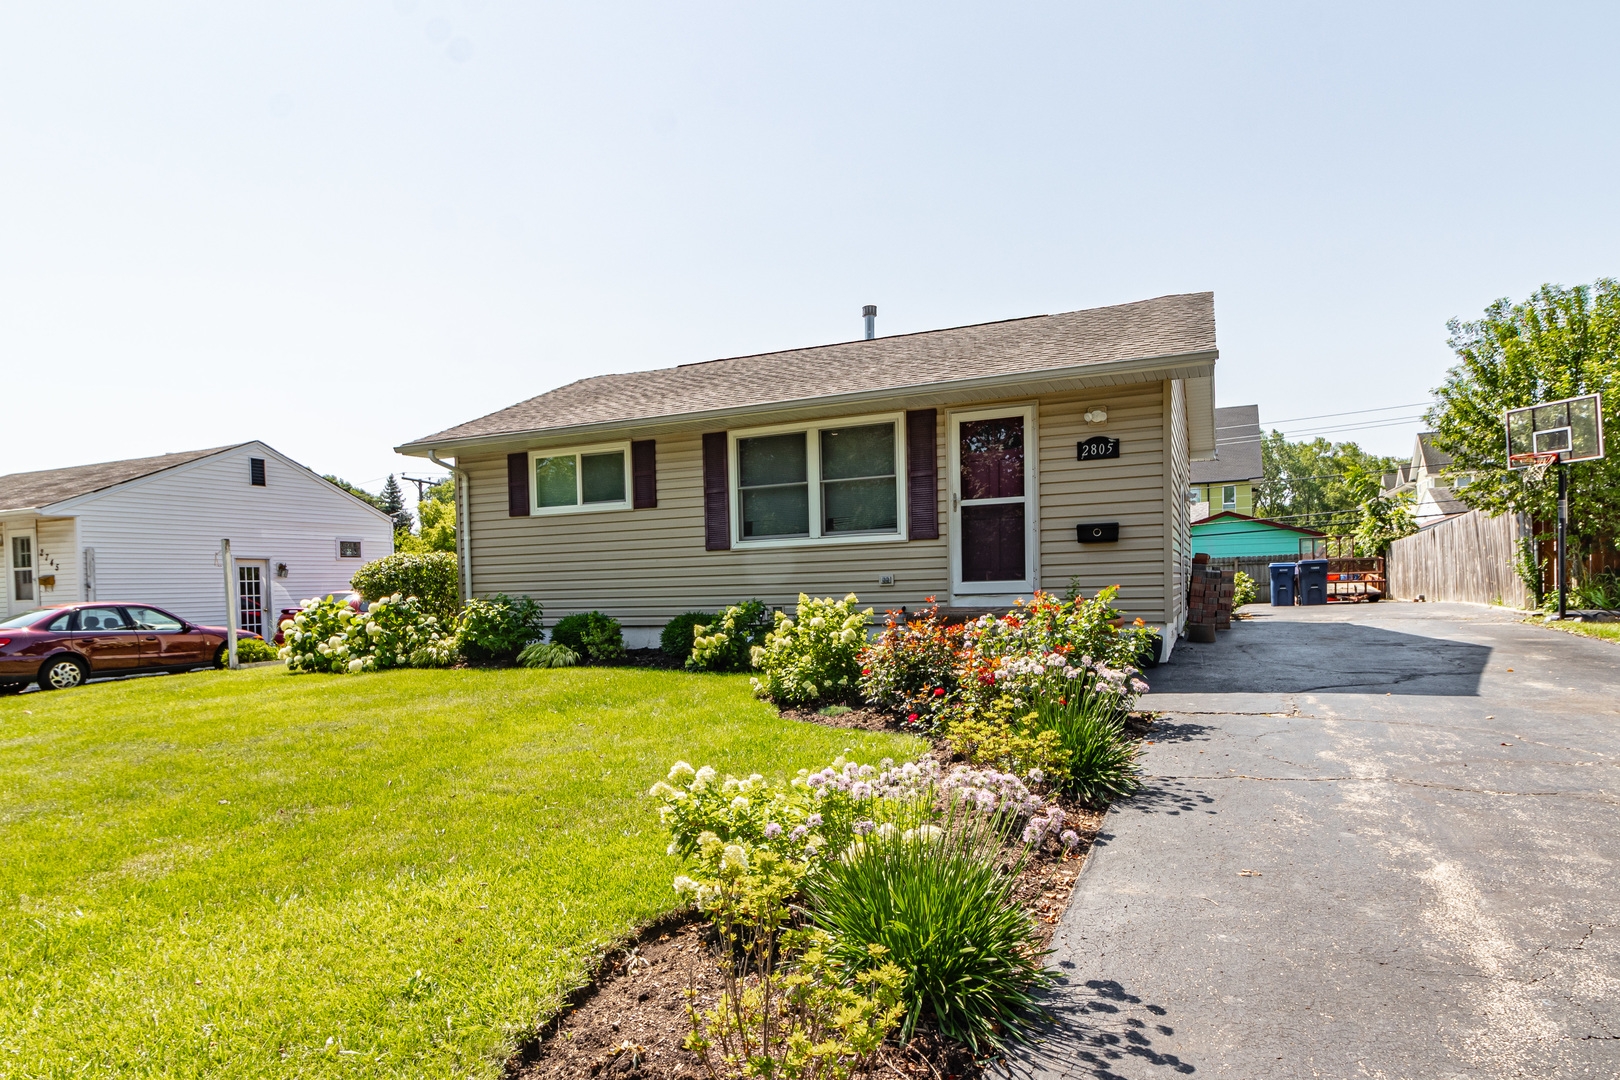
(237, 561, 267, 637)
(8, 529, 37, 616)
(949, 405, 1036, 597)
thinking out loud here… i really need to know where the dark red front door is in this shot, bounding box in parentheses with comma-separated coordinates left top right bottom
(957, 415, 1028, 584)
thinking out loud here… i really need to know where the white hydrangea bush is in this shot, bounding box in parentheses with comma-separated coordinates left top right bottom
(279, 593, 455, 675)
(750, 593, 872, 706)
(650, 753, 1074, 910)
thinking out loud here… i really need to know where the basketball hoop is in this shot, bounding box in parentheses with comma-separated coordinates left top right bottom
(1509, 450, 1561, 484)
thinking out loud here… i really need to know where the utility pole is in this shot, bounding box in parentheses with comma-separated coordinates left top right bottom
(401, 474, 447, 501)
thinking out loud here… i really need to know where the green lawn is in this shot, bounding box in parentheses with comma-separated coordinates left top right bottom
(1539, 618, 1620, 643)
(0, 666, 923, 1078)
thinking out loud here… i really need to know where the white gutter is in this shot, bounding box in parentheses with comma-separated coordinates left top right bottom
(428, 449, 472, 608)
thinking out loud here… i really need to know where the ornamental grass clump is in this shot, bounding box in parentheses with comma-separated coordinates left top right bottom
(802, 804, 1057, 1052)
(516, 641, 577, 668)
(1026, 689, 1141, 807)
(752, 594, 872, 705)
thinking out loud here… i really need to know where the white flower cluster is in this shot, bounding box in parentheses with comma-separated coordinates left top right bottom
(279, 592, 455, 675)
(797, 756, 941, 804)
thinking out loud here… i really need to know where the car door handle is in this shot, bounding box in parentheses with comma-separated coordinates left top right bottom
(142, 636, 159, 642)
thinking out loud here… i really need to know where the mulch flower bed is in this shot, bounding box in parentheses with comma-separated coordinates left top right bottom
(505, 704, 1138, 1080)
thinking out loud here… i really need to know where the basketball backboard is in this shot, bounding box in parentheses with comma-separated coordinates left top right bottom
(1505, 393, 1604, 469)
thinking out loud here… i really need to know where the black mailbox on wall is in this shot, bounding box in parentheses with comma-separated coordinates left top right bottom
(1076, 522, 1120, 543)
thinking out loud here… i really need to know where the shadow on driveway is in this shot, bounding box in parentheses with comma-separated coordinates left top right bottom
(1148, 616, 1492, 697)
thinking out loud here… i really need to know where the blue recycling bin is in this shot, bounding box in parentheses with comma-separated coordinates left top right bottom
(1297, 559, 1329, 606)
(1269, 562, 1297, 606)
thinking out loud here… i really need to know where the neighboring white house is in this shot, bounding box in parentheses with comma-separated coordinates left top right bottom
(1384, 432, 1473, 528)
(0, 442, 395, 633)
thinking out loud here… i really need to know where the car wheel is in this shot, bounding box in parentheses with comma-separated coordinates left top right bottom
(39, 656, 89, 691)
(213, 644, 229, 669)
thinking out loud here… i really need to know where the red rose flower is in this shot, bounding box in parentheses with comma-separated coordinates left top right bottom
(934, 688, 945, 696)
(907, 713, 918, 722)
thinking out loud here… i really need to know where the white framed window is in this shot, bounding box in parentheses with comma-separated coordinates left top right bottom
(528, 441, 633, 516)
(1222, 485, 1237, 509)
(729, 413, 905, 547)
(336, 539, 363, 559)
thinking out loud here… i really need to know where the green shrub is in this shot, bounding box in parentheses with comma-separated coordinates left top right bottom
(803, 810, 1052, 1051)
(232, 637, 281, 663)
(279, 594, 455, 674)
(1027, 690, 1141, 806)
(938, 700, 1069, 780)
(659, 611, 714, 661)
(857, 602, 963, 727)
(454, 594, 544, 665)
(518, 641, 578, 669)
(686, 600, 770, 673)
(349, 551, 460, 622)
(752, 594, 871, 705)
(1233, 570, 1258, 607)
(550, 610, 626, 662)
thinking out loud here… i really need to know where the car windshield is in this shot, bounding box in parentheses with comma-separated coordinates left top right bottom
(0, 609, 54, 629)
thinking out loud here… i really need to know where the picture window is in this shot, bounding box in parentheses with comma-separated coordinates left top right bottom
(732, 416, 901, 544)
(528, 443, 632, 515)
(338, 540, 363, 559)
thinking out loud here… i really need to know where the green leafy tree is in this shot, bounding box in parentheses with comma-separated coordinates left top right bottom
(322, 475, 384, 510)
(1254, 433, 1405, 535)
(379, 475, 414, 534)
(396, 478, 457, 553)
(1344, 462, 1416, 556)
(1427, 279, 1620, 559)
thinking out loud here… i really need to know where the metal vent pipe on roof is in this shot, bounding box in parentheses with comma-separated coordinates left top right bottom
(863, 304, 877, 340)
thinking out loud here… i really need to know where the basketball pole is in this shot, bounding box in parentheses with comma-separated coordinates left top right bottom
(1556, 461, 1568, 620)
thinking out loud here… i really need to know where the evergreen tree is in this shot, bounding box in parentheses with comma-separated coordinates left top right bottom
(379, 475, 414, 533)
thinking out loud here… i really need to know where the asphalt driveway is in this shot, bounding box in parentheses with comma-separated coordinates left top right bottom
(1003, 602, 1620, 1080)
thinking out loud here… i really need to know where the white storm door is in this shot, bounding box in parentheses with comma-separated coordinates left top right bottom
(237, 560, 267, 637)
(949, 406, 1037, 597)
(8, 529, 37, 616)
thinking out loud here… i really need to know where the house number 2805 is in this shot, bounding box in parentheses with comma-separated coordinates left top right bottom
(1076, 436, 1121, 461)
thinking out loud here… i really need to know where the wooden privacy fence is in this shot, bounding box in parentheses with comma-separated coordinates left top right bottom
(1387, 509, 1532, 608)
(1205, 555, 1298, 603)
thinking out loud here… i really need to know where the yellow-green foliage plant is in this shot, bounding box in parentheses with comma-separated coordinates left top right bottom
(752, 594, 872, 706)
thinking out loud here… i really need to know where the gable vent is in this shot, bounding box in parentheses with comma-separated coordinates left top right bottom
(250, 458, 266, 486)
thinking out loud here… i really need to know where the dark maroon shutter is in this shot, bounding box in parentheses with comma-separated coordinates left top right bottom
(507, 452, 530, 517)
(702, 432, 730, 551)
(631, 440, 657, 509)
(906, 409, 939, 540)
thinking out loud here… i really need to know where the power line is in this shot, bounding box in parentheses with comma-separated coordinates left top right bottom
(1264, 401, 1437, 425)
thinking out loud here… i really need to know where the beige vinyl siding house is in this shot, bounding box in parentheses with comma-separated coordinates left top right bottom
(0, 443, 394, 632)
(400, 293, 1218, 660)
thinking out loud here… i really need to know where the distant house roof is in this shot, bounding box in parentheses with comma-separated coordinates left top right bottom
(1189, 510, 1325, 537)
(1190, 404, 1263, 484)
(399, 292, 1217, 452)
(0, 446, 239, 513)
(1416, 432, 1452, 473)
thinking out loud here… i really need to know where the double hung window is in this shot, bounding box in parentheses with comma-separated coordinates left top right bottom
(1221, 485, 1237, 509)
(529, 443, 632, 514)
(732, 416, 902, 544)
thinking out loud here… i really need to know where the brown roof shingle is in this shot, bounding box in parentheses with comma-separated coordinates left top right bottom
(402, 292, 1215, 449)
(0, 446, 238, 511)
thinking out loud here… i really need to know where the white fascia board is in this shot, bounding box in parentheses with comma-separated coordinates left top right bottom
(1186, 375, 1218, 460)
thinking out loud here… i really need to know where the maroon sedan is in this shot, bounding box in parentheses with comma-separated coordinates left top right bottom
(0, 602, 263, 694)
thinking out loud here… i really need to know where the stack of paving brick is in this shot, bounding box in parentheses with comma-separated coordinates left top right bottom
(1185, 557, 1218, 641)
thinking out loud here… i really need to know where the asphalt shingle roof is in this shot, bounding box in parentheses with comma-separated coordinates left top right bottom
(1190, 404, 1264, 484)
(402, 292, 1216, 448)
(0, 446, 237, 511)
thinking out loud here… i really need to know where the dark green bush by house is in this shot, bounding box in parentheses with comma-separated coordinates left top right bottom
(550, 611, 626, 662)
(232, 637, 281, 663)
(659, 612, 714, 661)
(349, 551, 460, 622)
(454, 595, 545, 665)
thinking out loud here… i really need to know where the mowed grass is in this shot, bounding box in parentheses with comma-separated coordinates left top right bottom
(0, 666, 923, 1078)
(1540, 618, 1620, 643)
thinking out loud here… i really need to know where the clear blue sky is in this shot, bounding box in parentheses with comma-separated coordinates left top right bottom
(3, 2, 1616, 508)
